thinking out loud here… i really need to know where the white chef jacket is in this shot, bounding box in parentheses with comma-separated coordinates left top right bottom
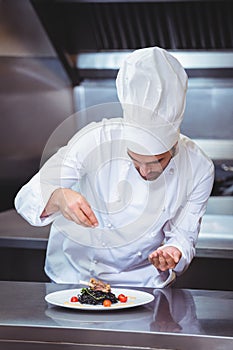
(15, 118, 214, 288)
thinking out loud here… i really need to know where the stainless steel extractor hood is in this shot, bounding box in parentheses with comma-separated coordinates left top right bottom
(30, 0, 233, 85)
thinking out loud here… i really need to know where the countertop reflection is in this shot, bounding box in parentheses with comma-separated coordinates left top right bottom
(0, 281, 232, 350)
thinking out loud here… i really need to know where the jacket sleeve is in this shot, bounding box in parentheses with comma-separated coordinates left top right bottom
(14, 145, 83, 227)
(162, 161, 215, 275)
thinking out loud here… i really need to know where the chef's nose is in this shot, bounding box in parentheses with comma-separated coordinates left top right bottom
(139, 164, 151, 177)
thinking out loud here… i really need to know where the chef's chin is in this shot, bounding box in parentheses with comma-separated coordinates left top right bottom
(140, 172, 162, 181)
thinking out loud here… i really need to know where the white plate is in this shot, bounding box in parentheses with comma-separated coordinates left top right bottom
(45, 288, 154, 311)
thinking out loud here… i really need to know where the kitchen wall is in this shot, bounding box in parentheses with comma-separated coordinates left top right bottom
(0, 0, 74, 211)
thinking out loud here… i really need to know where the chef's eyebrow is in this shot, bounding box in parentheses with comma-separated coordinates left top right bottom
(127, 152, 163, 165)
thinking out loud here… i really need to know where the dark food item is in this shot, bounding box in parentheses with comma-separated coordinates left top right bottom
(78, 288, 118, 305)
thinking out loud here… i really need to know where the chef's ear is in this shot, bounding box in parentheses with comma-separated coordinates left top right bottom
(170, 142, 178, 157)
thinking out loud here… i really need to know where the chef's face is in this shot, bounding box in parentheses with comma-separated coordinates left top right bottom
(127, 145, 176, 181)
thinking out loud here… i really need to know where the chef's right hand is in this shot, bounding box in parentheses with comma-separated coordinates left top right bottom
(41, 188, 99, 227)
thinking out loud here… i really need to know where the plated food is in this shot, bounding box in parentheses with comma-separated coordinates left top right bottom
(72, 278, 127, 307)
(45, 279, 154, 311)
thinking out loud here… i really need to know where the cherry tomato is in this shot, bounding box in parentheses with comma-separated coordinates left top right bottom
(118, 294, 128, 303)
(103, 299, 112, 307)
(70, 296, 79, 302)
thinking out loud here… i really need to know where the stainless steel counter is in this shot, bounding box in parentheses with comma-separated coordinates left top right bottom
(0, 281, 232, 350)
(0, 209, 49, 250)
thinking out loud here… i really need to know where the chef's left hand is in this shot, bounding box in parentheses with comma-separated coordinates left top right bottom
(148, 246, 182, 271)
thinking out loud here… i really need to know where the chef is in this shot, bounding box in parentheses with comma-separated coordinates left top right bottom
(15, 47, 214, 288)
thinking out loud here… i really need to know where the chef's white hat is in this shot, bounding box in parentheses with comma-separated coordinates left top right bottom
(116, 46, 188, 155)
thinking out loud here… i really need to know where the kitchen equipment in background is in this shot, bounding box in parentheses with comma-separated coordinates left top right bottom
(212, 160, 233, 196)
(31, 0, 233, 85)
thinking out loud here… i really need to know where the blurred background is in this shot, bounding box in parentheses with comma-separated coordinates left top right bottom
(0, 0, 232, 289)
